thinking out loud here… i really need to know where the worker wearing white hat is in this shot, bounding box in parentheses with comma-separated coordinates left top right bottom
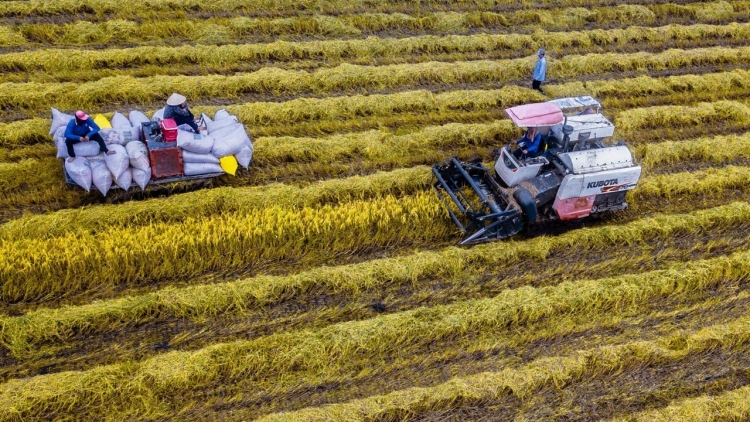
(532, 49, 546, 95)
(163, 92, 199, 132)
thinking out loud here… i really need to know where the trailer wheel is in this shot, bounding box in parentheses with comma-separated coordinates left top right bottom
(513, 188, 538, 223)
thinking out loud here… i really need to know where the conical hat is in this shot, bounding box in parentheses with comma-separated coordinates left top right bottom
(167, 93, 187, 106)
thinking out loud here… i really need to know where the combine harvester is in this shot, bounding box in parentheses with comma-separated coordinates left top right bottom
(433, 96, 642, 245)
(53, 108, 253, 195)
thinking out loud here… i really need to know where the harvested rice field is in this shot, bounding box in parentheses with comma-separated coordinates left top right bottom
(2, 0, 750, 420)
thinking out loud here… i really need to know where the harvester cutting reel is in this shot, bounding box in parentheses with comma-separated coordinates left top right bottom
(432, 157, 526, 245)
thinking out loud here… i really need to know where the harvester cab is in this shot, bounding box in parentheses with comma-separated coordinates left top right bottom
(433, 96, 642, 245)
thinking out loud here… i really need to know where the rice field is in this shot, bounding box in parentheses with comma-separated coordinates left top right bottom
(2, 0, 750, 420)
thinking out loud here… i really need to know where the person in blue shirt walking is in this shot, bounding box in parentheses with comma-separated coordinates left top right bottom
(64, 110, 113, 163)
(532, 49, 546, 94)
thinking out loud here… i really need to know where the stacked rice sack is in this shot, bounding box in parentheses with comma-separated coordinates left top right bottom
(53, 109, 151, 195)
(54, 107, 254, 194)
(183, 109, 253, 176)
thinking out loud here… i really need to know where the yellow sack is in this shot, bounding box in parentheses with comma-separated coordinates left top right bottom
(219, 155, 238, 176)
(93, 114, 112, 129)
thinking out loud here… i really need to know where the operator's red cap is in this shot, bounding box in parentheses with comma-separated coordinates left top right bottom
(75, 110, 89, 120)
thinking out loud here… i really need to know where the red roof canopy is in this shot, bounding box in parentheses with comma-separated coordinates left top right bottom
(505, 102, 564, 127)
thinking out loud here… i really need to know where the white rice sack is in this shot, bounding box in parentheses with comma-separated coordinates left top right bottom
(182, 150, 219, 164)
(122, 127, 138, 144)
(152, 107, 165, 121)
(235, 145, 253, 169)
(86, 152, 107, 162)
(126, 141, 150, 171)
(105, 144, 129, 178)
(206, 115, 238, 134)
(132, 168, 151, 191)
(90, 160, 112, 196)
(54, 126, 66, 151)
(207, 122, 239, 140)
(111, 112, 132, 129)
(129, 110, 150, 127)
(129, 110, 150, 141)
(115, 167, 132, 190)
(67, 141, 101, 158)
(103, 128, 138, 145)
(201, 113, 213, 126)
(214, 109, 231, 121)
(54, 126, 69, 158)
(177, 129, 214, 154)
(183, 162, 223, 176)
(177, 124, 195, 132)
(212, 124, 251, 158)
(99, 129, 124, 145)
(100, 130, 121, 145)
(54, 127, 101, 158)
(50, 108, 74, 135)
(64, 157, 92, 192)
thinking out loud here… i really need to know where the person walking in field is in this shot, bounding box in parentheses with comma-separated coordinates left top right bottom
(532, 48, 547, 94)
(64, 110, 113, 163)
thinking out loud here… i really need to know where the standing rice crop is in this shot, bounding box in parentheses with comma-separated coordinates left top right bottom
(0, 166, 433, 241)
(0, 192, 453, 303)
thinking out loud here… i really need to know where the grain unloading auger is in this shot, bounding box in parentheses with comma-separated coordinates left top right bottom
(434, 96, 642, 245)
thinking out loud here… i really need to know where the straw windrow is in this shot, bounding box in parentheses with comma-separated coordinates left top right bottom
(3, 247, 750, 420)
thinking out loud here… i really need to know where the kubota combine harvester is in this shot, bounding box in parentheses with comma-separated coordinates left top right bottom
(433, 96, 642, 245)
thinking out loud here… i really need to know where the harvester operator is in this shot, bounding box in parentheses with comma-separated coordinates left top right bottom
(513, 127, 542, 160)
(164, 93, 200, 132)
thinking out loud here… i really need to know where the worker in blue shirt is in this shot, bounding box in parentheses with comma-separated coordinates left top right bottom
(513, 127, 542, 159)
(532, 49, 546, 94)
(64, 110, 113, 163)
